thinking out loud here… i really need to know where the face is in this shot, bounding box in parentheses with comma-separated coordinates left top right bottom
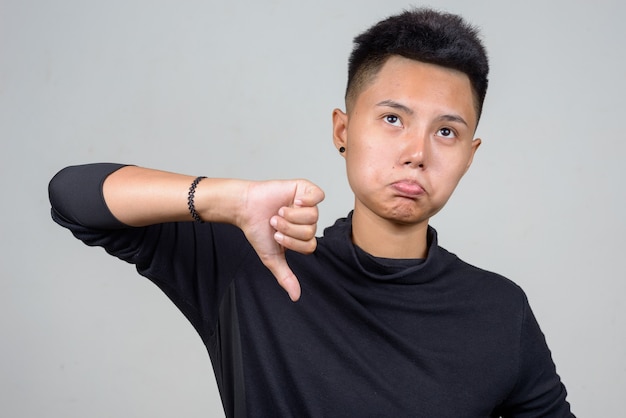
(333, 56, 481, 228)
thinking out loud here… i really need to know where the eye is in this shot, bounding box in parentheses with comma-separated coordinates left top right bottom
(437, 127, 456, 138)
(383, 114, 403, 127)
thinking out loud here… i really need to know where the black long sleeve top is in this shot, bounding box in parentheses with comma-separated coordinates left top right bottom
(49, 163, 573, 417)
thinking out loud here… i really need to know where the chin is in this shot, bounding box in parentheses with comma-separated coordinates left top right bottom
(384, 209, 428, 226)
(383, 201, 443, 226)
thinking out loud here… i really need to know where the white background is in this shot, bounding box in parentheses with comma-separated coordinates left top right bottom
(1, 0, 624, 416)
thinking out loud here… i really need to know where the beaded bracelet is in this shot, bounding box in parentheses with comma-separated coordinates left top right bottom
(188, 176, 207, 223)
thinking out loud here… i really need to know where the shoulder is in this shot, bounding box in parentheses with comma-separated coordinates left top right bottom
(438, 245, 529, 307)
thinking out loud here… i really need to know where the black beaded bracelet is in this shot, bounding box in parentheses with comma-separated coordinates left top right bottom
(188, 176, 207, 223)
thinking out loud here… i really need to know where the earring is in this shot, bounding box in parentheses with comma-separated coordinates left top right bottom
(339, 146, 346, 153)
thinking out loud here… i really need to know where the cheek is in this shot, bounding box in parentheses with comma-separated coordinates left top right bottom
(429, 153, 472, 190)
(345, 123, 399, 181)
(345, 152, 383, 194)
(348, 144, 389, 179)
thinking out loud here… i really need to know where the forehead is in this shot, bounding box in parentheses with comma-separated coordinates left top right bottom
(351, 56, 478, 124)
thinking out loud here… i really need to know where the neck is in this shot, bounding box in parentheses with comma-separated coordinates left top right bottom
(351, 209, 429, 259)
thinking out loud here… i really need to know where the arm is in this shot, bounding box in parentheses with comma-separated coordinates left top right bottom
(51, 164, 325, 301)
(494, 299, 574, 417)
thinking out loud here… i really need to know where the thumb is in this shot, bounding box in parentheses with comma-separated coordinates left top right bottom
(263, 254, 302, 302)
(293, 180, 325, 208)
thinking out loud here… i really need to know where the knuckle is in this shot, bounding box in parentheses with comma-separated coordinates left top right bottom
(276, 218, 291, 234)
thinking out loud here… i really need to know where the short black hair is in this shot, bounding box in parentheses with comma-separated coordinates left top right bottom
(346, 8, 489, 121)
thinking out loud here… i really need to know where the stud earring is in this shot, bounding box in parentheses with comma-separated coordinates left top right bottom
(339, 146, 346, 153)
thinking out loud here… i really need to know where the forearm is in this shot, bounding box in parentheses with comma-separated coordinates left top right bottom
(103, 165, 247, 227)
(49, 163, 249, 229)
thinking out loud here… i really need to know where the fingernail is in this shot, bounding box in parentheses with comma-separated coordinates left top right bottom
(270, 217, 278, 228)
(289, 287, 301, 302)
(274, 231, 284, 242)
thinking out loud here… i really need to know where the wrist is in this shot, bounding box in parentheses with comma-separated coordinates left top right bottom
(187, 176, 207, 223)
(193, 178, 249, 226)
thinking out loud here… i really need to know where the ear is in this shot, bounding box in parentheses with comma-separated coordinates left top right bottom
(332, 108, 348, 153)
(464, 138, 482, 173)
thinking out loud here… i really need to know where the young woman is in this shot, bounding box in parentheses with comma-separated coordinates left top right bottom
(49, 8, 573, 417)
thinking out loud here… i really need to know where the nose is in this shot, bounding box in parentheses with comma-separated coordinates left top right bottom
(401, 130, 428, 168)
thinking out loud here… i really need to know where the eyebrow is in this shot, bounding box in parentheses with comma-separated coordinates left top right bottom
(436, 114, 469, 128)
(376, 100, 414, 115)
(376, 99, 469, 128)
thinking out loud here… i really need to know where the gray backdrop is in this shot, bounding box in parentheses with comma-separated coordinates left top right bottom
(1, 0, 624, 416)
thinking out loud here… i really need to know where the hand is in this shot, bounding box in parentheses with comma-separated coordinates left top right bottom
(236, 179, 325, 302)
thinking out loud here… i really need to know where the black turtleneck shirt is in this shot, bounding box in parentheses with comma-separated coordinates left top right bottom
(49, 163, 573, 417)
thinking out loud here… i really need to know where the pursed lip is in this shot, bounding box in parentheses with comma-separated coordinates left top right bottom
(390, 179, 426, 198)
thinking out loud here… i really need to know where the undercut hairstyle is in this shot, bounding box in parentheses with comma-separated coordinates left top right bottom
(346, 8, 489, 121)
